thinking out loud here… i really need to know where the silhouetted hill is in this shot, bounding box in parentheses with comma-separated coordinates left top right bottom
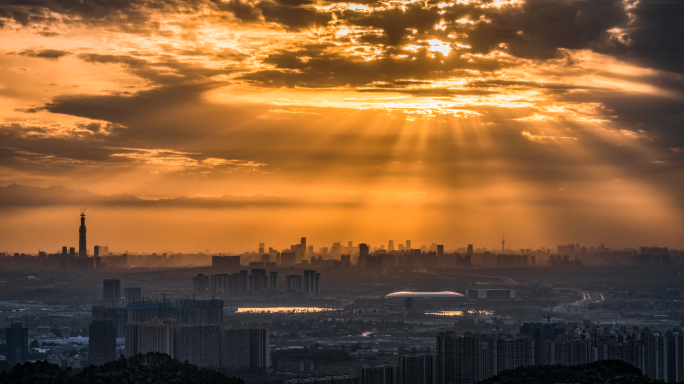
(479, 360, 656, 384)
(0, 353, 245, 384)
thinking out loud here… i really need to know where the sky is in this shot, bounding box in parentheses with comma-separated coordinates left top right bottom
(0, 0, 683, 253)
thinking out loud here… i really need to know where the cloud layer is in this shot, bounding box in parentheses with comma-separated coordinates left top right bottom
(0, 0, 683, 250)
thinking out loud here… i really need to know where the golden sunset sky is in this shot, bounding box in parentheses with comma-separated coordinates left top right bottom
(0, 0, 683, 252)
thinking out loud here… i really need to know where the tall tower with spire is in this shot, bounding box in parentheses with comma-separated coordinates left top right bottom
(78, 209, 87, 257)
(501, 234, 505, 254)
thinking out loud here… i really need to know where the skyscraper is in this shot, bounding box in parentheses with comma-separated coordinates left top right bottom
(89, 319, 117, 366)
(5, 321, 28, 364)
(259, 243, 265, 254)
(103, 279, 121, 308)
(78, 209, 87, 257)
(406, 240, 412, 250)
(388, 240, 394, 252)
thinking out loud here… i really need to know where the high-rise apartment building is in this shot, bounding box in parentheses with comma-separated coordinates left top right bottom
(280, 252, 296, 267)
(520, 322, 565, 365)
(251, 269, 267, 291)
(300, 237, 307, 258)
(103, 279, 121, 308)
(359, 362, 399, 384)
(89, 319, 117, 366)
(359, 244, 370, 266)
(485, 333, 534, 377)
(173, 299, 224, 325)
(125, 287, 142, 304)
(269, 271, 279, 290)
(544, 335, 592, 366)
(399, 354, 437, 384)
(126, 319, 176, 358)
(92, 305, 129, 338)
(249, 327, 271, 372)
(193, 273, 210, 294)
(211, 273, 230, 293)
(175, 324, 221, 368)
(406, 240, 411, 250)
(5, 321, 28, 363)
(286, 275, 302, 291)
(212, 256, 240, 269)
(645, 331, 670, 382)
(436, 331, 483, 384)
(303, 270, 321, 297)
(221, 327, 252, 372)
(219, 327, 270, 372)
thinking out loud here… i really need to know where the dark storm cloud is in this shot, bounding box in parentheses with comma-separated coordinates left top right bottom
(239, 43, 509, 87)
(221, 0, 332, 29)
(463, 0, 629, 59)
(343, 4, 441, 45)
(15, 48, 71, 60)
(258, 0, 332, 30)
(0, 0, 213, 35)
(0, 0, 147, 28)
(219, 0, 263, 22)
(599, 0, 684, 74)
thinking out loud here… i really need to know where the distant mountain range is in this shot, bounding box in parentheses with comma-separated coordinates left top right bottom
(0, 183, 365, 209)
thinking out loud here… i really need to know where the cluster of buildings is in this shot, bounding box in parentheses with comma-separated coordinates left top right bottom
(193, 268, 321, 298)
(314, 323, 684, 384)
(3, 280, 271, 373)
(83, 279, 269, 371)
(123, 319, 269, 371)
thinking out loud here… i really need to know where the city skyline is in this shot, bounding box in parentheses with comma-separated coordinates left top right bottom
(0, 203, 679, 255)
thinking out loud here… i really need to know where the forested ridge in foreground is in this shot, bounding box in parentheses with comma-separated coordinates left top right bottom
(479, 360, 661, 384)
(0, 353, 245, 384)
